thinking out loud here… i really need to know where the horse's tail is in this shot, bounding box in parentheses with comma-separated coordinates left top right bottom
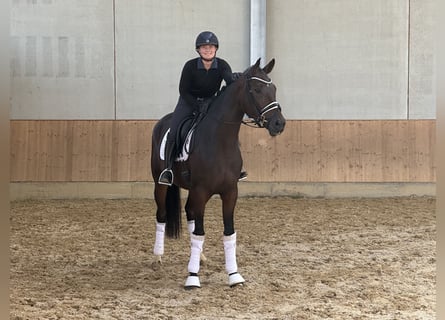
(165, 184, 182, 238)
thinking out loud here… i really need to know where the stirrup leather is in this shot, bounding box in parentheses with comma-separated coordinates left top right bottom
(158, 169, 174, 186)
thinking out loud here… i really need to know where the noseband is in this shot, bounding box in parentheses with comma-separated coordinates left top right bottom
(244, 76, 281, 128)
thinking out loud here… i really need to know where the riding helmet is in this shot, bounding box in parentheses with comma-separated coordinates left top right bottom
(195, 31, 219, 49)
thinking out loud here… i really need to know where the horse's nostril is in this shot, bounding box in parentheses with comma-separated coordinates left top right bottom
(275, 119, 285, 129)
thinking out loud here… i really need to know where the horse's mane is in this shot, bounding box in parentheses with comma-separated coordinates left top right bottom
(208, 63, 262, 119)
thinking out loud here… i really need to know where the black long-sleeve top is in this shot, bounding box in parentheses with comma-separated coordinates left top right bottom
(179, 57, 235, 108)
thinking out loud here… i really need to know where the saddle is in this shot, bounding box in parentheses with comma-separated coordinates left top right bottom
(175, 97, 215, 154)
(176, 115, 197, 154)
(159, 110, 205, 163)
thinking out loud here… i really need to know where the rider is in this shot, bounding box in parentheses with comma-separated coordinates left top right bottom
(158, 31, 247, 186)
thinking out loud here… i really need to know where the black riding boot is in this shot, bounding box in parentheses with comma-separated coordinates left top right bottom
(239, 170, 248, 181)
(158, 138, 175, 186)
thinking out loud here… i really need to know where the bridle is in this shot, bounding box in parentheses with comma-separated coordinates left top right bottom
(243, 75, 282, 128)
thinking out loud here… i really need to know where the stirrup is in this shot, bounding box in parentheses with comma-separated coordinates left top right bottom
(158, 169, 173, 186)
(238, 171, 248, 181)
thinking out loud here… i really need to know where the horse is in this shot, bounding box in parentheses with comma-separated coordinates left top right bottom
(151, 58, 286, 289)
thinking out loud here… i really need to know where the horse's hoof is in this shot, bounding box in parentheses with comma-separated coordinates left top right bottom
(150, 256, 162, 270)
(228, 272, 245, 287)
(184, 275, 201, 289)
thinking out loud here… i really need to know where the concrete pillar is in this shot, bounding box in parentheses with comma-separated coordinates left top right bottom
(250, 0, 266, 65)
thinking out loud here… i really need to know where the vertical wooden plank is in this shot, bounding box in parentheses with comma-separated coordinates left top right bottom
(131, 121, 152, 181)
(95, 121, 113, 181)
(112, 121, 152, 182)
(320, 121, 363, 182)
(381, 121, 410, 181)
(408, 120, 436, 181)
(10, 121, 28, 181)
(28, 121, 42, 181)
(295, 121, 322, 182)
(45, 121, 69, 181)
(111, 121, 121, 181)
(64, 121, 74, 181)
(71, 121, 113, 181)
(359, 121, 384, 182)
(71, 121, 89, 181)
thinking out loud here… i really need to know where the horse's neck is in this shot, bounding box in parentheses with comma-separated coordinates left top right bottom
(212, 85, 245, 124)
(197, 84, 244, 148)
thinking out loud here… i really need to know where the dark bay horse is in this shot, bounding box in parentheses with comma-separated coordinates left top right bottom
(151, 58, 286, 289)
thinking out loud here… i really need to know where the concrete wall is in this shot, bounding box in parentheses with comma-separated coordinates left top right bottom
(409, 0, 436, 119)
(114, 0, 250, 119)
(10, 0, 250, 120)
(269, 0, 408, 119)
(10, 0, 435, 120)
(10, 0, 115, 119)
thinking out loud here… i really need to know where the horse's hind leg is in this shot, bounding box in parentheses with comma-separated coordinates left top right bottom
(153, 185, 167, 263)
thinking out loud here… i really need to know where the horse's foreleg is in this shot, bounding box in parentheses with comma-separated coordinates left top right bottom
(187, 220, 195, 233)
(187, 220, 207, 263)
(224, 232, 245, 287)
(185, 234, 204, 289)
(221, 188, 245, 287)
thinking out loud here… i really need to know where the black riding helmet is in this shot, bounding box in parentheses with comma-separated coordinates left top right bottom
(195, 31, 219, 49)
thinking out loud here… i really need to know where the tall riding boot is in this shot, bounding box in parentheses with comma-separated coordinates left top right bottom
(239, 170, 248, 181)
(158, 138, 175, 186)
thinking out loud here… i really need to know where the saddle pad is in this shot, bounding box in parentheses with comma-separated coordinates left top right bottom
(160, 128, 193, 162)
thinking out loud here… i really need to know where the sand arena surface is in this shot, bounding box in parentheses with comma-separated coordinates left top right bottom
(10, 197, 435, 319)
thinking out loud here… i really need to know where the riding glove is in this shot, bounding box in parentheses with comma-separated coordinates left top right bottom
(231, 72, 243, 81)
(197, 99, 211, 114)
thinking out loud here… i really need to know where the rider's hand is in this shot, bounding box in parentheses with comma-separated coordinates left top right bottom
(197, 99, 210, 113)
(231, 72, 243, 81)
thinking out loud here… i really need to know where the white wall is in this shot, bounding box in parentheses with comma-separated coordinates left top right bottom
(10, 0, 435, 120)
(408, 0, 435, 119)
(268, 0, 410, 119)
(10, 0, 115, 119)
(114, 0, 250, 119)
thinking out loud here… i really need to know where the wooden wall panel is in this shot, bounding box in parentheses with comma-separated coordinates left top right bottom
(407, 120, 436, 181)
(70, 121, 113, 181)
(10, 120, 436, 183)
(111, 121, 153, 181)
(10, 121, 73, 181)
(240, 120, 435, 182)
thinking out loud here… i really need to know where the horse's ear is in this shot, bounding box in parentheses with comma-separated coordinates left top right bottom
(254, 58, 261, 68)
(263, 58, 275, 74)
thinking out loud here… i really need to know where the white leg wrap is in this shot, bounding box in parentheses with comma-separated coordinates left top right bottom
(187, 220, 195, 234)
(223, 233, 238, 274)
(188, 234, 204, 274)
(153, 222, 165, 256)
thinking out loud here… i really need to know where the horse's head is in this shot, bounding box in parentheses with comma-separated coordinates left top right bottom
(241, 58, 286, 136)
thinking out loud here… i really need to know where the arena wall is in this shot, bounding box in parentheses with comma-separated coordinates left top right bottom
(9, 1, 436, 198)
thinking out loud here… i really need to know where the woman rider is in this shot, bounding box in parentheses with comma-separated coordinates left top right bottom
(158, 31, 247, 185)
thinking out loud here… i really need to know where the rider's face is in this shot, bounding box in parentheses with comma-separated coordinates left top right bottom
(198, 44, 217, 60)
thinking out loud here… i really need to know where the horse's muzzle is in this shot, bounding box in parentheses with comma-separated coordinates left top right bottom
(266, 114, 286, 136)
